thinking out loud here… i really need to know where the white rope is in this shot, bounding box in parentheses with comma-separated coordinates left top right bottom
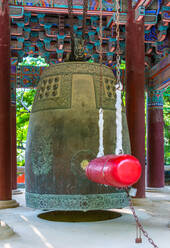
(115, 84, 123, 155)
(115, 0, 123, 155)
(97, 0, 104, 158)
(97, 108, 104, 158)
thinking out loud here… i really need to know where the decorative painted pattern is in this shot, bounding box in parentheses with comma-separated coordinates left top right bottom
(26, 192, 128, 210)
(11, 80, 16, 104)
(18, 66, 45, 88)
(9, 0, 119, 10)
(147, 89, 163, 109)
(145, 26, 157, 42)
(9, 0, 168, 69)
(11, 65, 17, 104)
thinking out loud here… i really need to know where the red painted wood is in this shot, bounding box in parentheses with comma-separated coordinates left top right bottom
(134, 0, 153, 9)
(147, 108, 164, 187)
(86, 155, 141, 188)
(11, 104, 17, 190)
(17, 174, 25, 184)
(125, 0, 146, 197)
(0, 1, 12, 200)
(23, 6, 114, 16)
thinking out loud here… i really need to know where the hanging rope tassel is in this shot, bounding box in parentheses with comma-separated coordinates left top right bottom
(135, 225, 142, 243)
(97, 0, 104, 158)
(115, 0, 123, 155)
(115, 85, 123, 155)
(97, 108, 104, 158)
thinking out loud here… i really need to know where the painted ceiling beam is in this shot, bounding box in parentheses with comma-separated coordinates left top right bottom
(134, 0, 155, 21)
(23, 6, 115, 16)
(148, 54, 170, 90)
(134, 0, 153, 9)
(164, 0, 170, 6)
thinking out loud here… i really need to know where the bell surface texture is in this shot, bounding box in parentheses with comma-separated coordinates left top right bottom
(25, 62, 131, 210)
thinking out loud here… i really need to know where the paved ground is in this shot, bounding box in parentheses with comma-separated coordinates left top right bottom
(0, 188, 170, 248)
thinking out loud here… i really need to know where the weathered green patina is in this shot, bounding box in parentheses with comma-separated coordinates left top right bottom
(25, 62, 130, 210)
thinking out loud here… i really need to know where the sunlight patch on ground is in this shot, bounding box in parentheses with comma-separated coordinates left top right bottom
(30, 225, 54, 248)
(20, 214, 54, 248)
(3, 243, 11, 248)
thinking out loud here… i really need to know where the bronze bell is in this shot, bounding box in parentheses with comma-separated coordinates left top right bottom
(25, 62, 131, 210)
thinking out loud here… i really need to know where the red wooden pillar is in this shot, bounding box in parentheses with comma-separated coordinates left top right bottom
(147, 90, 164, 188)
(11, 65, 17, 190)
(125, 0, 145, 198)
(0, 0, 12, 201)
(0, 1, 18, 208)
(11, 104, 17, 190)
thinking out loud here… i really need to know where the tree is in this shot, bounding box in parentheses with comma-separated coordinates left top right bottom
(16, 56, 49, 166)
(163, 87, 170, 165)
(16, 88, 36, 166)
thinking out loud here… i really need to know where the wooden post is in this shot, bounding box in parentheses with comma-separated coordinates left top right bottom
(0, 0, 18, 208)
(147, 89, 164, 188)
(11, 104, 17, 190)
(125, 0, 146, 198)
(11, 65, 17, 190)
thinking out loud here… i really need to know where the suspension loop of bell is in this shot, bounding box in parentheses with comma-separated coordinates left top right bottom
(97, 0, 104, 158)
(115, 0, 123, 155)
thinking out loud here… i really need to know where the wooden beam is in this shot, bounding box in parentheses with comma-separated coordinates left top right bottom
(23, 6, 114, 16)
(134, 0, 153, 9)
(148, 55, 170, 90)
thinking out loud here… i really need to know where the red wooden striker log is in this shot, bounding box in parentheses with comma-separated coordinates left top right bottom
(86, 154, 142, 188)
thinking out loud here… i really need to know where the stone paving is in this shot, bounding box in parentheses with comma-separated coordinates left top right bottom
(0, 188, 169, 248)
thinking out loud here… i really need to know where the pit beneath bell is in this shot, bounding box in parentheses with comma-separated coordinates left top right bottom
(38, 210, 121, 222)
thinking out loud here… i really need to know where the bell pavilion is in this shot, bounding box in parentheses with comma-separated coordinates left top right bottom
(0, 0, 169, 247)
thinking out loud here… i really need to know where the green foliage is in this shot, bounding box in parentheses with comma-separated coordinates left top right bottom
(16, 89, 36, 166)
(163, 87, 170, 165)
(18, 56, 49, 67)
(120, 60, 126, 70)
